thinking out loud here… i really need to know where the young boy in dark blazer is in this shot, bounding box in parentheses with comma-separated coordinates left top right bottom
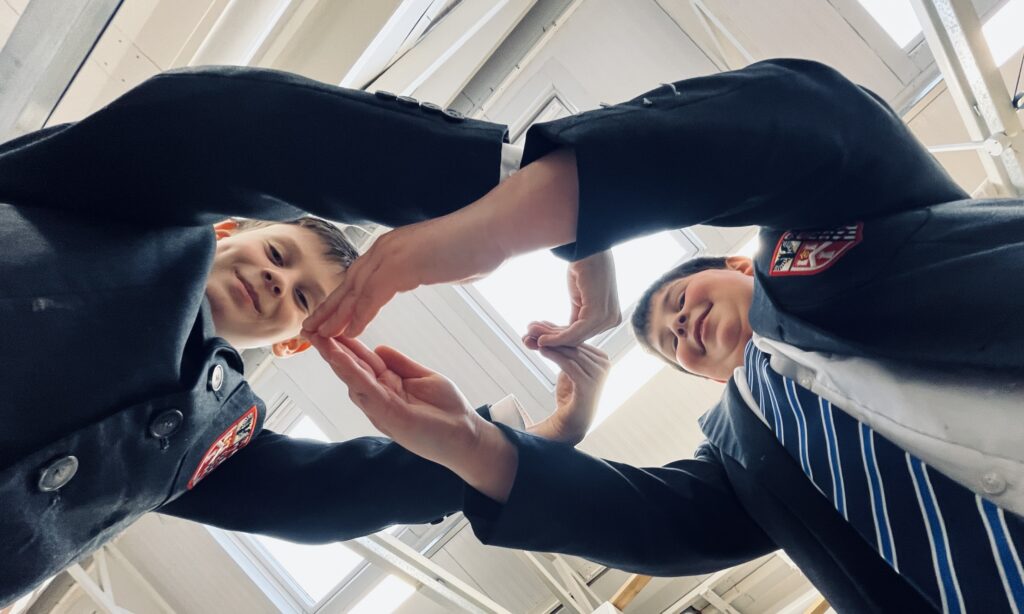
(310, 59, 1024, 612)
(0, 66, 610, 605)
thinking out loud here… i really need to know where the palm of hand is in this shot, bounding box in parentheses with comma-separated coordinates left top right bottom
(310, 336, 478, 464)
(554, 372, 576, 410)
(369, 368, 470, 427)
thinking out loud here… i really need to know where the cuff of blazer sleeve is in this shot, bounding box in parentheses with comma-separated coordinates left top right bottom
(488, 394, 527, 431)
(462, 422, 571, 547)
(522, 110, 650, 262)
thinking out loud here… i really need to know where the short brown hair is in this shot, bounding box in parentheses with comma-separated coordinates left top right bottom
(631, 256, 730, 372)
(234, 217, 358, 270)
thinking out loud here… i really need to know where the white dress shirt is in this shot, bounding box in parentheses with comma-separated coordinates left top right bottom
(737, 335, 1024, 517)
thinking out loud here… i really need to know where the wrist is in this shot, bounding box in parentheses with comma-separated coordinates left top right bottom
(549, 408, 588, 445)
(474, 148, 579, 260)
(458, 420, 519, 503)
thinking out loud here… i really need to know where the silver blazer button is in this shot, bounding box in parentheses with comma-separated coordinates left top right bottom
(209, 364, 225, 392)
(38, 455, 79, 492)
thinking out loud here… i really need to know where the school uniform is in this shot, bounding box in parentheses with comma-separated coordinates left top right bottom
(0, 66, 509, 604)
(462, 59, 1024, 612)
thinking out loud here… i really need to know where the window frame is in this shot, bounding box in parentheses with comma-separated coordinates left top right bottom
(456, 229, 705, 387)
(826, 0, 1008, 111)
(205, 372, 466, 613)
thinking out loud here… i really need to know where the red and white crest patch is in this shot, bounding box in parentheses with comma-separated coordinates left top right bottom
(188, 405, 258, 489)
(769, 223, 863, 277)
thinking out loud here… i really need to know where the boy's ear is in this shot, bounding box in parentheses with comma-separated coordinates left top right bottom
(213, 219, 239, 241)
(271, 337, 311, 358)
(724, 255, 755, 277)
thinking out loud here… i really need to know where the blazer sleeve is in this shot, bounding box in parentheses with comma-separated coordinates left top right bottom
(522, 59, 967, 261)
(0, 66, 506, 227)
(463, 425, 777, 576)
(157, 430, 463, 543)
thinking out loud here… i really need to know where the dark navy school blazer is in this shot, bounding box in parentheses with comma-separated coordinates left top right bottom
(462, 60, 1024, 612)
(0, 66, 507, 604)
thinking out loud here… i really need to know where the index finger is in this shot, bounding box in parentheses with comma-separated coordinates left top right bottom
(538, 319, 590, 347)
(310, 336, 381, 392)
(306, 240, 381, 334)
(304, 280, 347, 334)
(333, 335, 387, 377)
(321, 342, 395, 414)
(338, 288, 395, 338)
(316, 256, 386, 338)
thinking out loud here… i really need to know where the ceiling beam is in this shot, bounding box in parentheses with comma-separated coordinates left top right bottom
(0, 0, 122, 141)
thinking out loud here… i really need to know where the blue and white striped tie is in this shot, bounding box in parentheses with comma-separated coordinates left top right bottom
(744, 341, 1024, 613)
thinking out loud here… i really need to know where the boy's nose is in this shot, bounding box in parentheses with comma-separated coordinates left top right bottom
(262, 270, 283, 297)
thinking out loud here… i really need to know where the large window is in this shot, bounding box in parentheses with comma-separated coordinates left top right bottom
(856, 0, 921, 48)
(207, 392, 434, 613)
(981, 0, 1024, 64)
(463, 229, 701, 384)
(853, 0, 1023, 63)
(248, 417, 365, 604)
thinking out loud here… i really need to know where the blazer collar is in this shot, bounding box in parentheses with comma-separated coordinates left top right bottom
(699, 381, 779, 470)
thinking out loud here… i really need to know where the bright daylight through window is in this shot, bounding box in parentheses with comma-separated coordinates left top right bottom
(471, 231, 695, 362)
(348, 575, 416, 614)
(250, 416, 365, 603)
(468, 230, 697, 428)
(857, 0, 1024, 64)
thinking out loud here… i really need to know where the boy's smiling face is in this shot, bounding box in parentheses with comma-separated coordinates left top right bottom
(206, 222, 346, 352)
(645, 257, 755, 381)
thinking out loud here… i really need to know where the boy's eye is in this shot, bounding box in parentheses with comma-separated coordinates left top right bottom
(269, 244, 284, 266)
(678, 291, 686, 309)
(295, 289, 309, 312)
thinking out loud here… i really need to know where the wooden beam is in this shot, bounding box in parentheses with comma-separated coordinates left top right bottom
(610, 574, 652, 610)
(804, 596, 831, 614)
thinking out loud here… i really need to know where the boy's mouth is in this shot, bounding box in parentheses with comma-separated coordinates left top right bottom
(236, 272, 262, 314)
(694, 304, 711, 354)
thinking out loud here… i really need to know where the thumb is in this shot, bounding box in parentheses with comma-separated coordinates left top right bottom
(538, 320, 588, 347)
(375, 345, 435, 379)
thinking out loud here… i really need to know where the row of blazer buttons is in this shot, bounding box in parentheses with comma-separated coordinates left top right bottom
(36, 364, 226, 492)
(373, 90, 465, 121)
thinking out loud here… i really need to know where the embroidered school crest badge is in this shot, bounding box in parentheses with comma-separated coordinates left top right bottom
(188, 405, 258, 489)
(769, 223, 863, 276)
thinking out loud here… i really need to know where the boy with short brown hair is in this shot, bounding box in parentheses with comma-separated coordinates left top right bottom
(0, 64, 535, 605)
(311, 58, 1024, 611)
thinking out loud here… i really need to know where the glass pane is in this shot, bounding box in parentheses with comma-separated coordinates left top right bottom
(253, 536, 364, 603)
(983, 0, 1024, 65)
(471, 250, 571, 343)
(471, 231, 689, 343)
(348, 575, 416, 614)
(858, 0, 1024, 62)
(251, 416, 364, 603)
(857, 0, 921, 47)
(612, 232, 693, 306)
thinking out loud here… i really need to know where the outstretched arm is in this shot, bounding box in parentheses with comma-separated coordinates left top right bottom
(313, 335, 775, 575)
(157, 430, 464, 542)
(306, 58, 965, 338)
(0, 66, 506, 227)
(304, 147, 581, 337)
